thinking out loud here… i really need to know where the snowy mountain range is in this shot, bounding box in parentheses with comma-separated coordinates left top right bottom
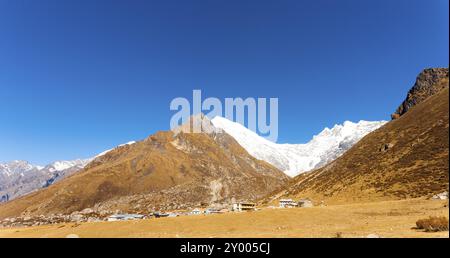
(0, 142, 136, 203)
(0, 159, 92, 203)
(211, 116, 387, 177)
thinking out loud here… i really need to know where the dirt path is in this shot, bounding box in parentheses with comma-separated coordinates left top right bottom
(0, 199, 448, 238)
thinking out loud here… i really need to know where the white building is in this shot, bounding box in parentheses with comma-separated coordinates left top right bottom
(204, 208, 223, 214)
(191, 208, 202, 215)
(279, 199, 298, 208)
(107, 214, 144, 221)
(232, 202, 256, 212)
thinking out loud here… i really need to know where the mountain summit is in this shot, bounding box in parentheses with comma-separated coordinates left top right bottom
(211, 116, 386, 177)
(392, 68, 449, 119)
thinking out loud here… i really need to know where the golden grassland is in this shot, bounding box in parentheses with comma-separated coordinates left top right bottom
(0, 198, 448, 238)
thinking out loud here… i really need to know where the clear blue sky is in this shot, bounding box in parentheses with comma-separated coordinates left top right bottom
(0, 0, 448, 165)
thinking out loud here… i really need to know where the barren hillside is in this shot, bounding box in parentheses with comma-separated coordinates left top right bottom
(0, 116, 287, 219)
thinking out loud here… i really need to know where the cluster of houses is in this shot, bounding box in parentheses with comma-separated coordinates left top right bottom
(191, 207, 226, 215)
(106, 202, 258, 221)
(105, 199, 311, 221)
(189, 202, 257, 215)
(107, 211, 182, 221)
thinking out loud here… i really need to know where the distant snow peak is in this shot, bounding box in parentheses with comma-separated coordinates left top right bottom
(211, 116, 387, 177)
(46, 159, 93, 172)
(0, 158, 91, 177)
(95, 141, 136, 158)
(0, 160, 38, 176)
(1, 140, 138, 203)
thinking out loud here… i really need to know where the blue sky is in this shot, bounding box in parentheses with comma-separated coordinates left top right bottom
(0, 0, 448, 165)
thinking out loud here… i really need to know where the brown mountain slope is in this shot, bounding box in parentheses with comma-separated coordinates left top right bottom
(0, 116, 288, 219)
(267, 84, 449, 205)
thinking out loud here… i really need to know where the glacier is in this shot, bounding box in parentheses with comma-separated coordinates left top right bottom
(211, 116, 387, 177)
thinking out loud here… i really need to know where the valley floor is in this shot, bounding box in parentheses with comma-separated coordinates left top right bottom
(0, 199, 448, 238)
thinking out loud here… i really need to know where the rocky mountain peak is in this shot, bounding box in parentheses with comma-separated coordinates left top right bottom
(392, 67, 449, 119)
(172, 113, 222, 136)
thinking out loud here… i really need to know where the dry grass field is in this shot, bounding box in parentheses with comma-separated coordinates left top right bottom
(0, 198, 447, 238)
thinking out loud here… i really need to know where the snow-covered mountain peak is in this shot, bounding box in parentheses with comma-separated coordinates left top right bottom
(0, 160, 39, 176)
(211, 116, 276, 146)
(95, 141, 136, 158)
(211, 116, 387, 177)
(45, 159, 93, 172)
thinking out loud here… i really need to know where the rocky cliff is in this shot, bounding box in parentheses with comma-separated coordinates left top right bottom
(392, 67, 448, 119)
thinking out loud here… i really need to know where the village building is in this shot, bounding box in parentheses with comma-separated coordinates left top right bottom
(279, 199, 298, 208)
(204, 208, 223, 214)
(107, 214, 144, 221)
(232, 202, 256, 212)
(190, 208, 202, 215)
